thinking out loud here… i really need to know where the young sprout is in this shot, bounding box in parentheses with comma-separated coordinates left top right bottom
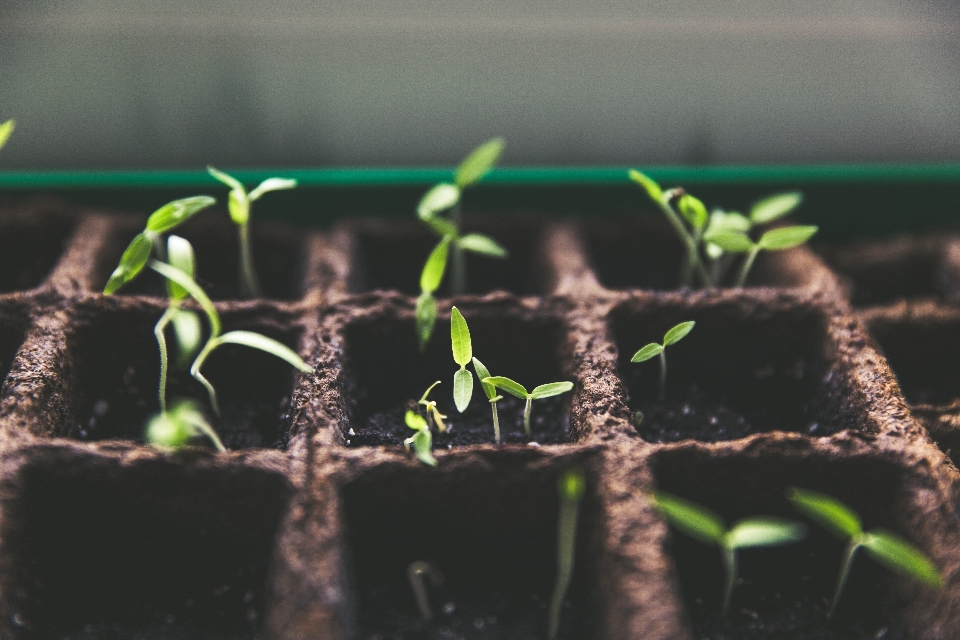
(148, 259, 313, 416)
(418, 381, 448, 433)
(208, 166, 297, 299)
(547, 468, 586, 640)
(145, 399, 225, 452)
(0, 119, 14, 151)
(471, 357, 503, 444)
(404, 410, 437, 467)
(481, 377, 574, 437)
(407, 560, 444, 622)
(416, 139, 508, 348)
(705, 225, 818, 288)
(651, 491, 807, 613)
(786, 487, 942, 617)
(631, 321, 695, 401)
(450, 307, 475, 413)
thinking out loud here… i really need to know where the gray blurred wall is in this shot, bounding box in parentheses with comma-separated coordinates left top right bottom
(2, 0, 959, 169)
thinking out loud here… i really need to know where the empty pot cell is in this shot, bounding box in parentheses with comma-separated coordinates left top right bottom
(99, 216, 305, 300)
(824, 236, 955, 307)
(611, 301, 842, 442)
(0, 213, 74, 292)
(2, 451, 289, 639)
(650, 447, 943, 639)
(64, 305, 302, 449)
(585, 216, 807, 291)
(341, 308, 572, 447)
(0, 311, 26, 389)
(347, 220, 546, 296)
(341, 456, 601, 639)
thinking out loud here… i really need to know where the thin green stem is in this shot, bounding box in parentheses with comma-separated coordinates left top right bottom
(154, 307, 177, 412)
(548, 493, 581, 639)
(407, 561, 440, 622)
(736, 246, 761, 288)
(658, 349, 667, 401)
(721, 544, 737, 614)
(238, 221, 262, 298)
(491, 399, 501, 444)
(190, 338, 222, 416)
(829, 538, 862, 618)
(524, 396, 532, 436)
(451, 203, 466, 295)
(191, 417, 227, 452)
(655, 197, 713, 288)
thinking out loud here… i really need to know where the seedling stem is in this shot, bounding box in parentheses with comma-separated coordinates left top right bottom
(548, 468, 586, 640)
(631, 321, 695, 401)
(483, 376, 574, 436)
(407, 560, 443, 622)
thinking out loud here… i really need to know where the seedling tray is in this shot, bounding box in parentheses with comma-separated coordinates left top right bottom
(0, 165, 959, 640)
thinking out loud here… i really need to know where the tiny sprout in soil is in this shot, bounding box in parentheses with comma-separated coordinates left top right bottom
(207, 166, 297, 298)
(472, 356, 504, 444)
(407, 560, 443, 622)
(631, 321, 695, 400)
(0, 119, 14, 151)
(651, 490, 807, 613)
(404, 410, 437, 467)
(416, 139, 508, 349)
(418, 380, 447, 433)
(146, 398, 225, 452)
(786, 487, 943, 617)
(548, 468, 586, 640)
(482, 376, 573, 436)
(629, 170, 816, 288)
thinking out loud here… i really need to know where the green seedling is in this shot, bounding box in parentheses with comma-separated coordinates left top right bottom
(0, 119, 14, 151)
(631, 321, 695, 401)
(407, 560, 444, 622)
(146, 399, 225, 452)
(104, 196, 217, 294)
(548, 468, 586, 640)
(450, 307, 475, 413)
(416, 139, 508, 349)
(651, 491, 807, 613)
(208, 166, 297, 299)
(148, 259, 313, 417)
(404, 410, 437, 467)
(705, 224, 818, 288)
(472, 357, 503, 444)
(482, 377, 573, 436)
(787, 487, 942, 617)
(417, 380, 448, 433)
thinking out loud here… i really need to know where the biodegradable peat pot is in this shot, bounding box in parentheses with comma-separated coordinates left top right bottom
(0, 198, 956, 640)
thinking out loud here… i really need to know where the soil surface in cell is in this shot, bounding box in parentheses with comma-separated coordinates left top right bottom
(348, 394, 570, 448)
(0, 220, 73, 292)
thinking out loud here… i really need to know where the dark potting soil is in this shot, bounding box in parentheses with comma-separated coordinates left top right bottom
(348, 394, 570, 448)
(0, 217, 74, 292)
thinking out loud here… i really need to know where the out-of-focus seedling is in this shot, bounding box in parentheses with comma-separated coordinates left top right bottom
(705, 224, 818, 288)
(482, 376, 573, 436)
(548, 468, 586, 640)
(404, 410, 437, 467)
(154, 236, 202, 412)
(416, 139, 508, 348)
(631, 321, 695, 401)
(207, 166, 297, 299)
(407, 560, 444, 622)
(450, 307, 475, 413)
(146, 399, 225, 452)
(786, 487, 942, 617)
(0, 119, 14, 151)
(651, 491, 807, 613)
(472, 357, 503, 444)
(417, 380, 448, 433)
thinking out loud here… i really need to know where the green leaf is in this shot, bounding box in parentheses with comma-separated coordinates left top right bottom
(458, 234, 507, 258)
(483, 376, 528, 399)
(530, 381, 574, 399)
(559, 468, 586, 501)
(707, 210, 751, 235)
(704, 231, 755, 253)
(207, 165, 245, 192)
(166, 235, 195, 301)
(0, 119, 14, 150)
(725, 517, 807, 549)
(405, 409, 428, 431)
(249, 177, 297, 201)
(227, 189, 250, 225)
(171, 309, 202, 365)
(419, 380, 442, 404)
(146, 196, 217, 233)
(757, 226, 818, 251)
(417, 183, 460, 220)
(631, 343, 663, 363)
(678, 195, 708, 230)
(450, 307, 472, 367)
(750, 192, 803, 225)
(416, 292, 437, 351)
(215, 330, 313, 373)
(651, 492, 726, 546)
(663, 321, 695, 346)
(628, 169, 663, 202)
(412, 428, 438, 466)
(862, 530, 943, 588)
(146, 409, 193, 449)
(472, 357, 498, 400)
(424, 215, 458, 238)
(455, 138, 505, 188)
(453, 368, 474, 412)
(786, 487, 862, 540)
(420, 237, 451, 294)
(104, 232, 154, 294)
(148, 260, 221, 337)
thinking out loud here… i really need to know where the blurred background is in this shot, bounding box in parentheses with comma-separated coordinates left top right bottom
(1, 0, 959, 169)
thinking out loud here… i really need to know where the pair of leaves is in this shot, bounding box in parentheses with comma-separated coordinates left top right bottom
(706, 225, 818, 254)
(631, 321, 695, 363)
(416, 138, 505, 220)
(482, 377, 573, 401)
(0, 119, 14, 151)
(208, 166, 297, 225)
(451, 307, 474, 412)
(404, 410, 437, 467)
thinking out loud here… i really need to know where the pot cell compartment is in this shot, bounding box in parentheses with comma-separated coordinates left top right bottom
(63, 306, 302, 449)
(0, 213, 74, 293)
(344, 219, 547, 296)
(339, 308, 574, 447)
(650, 448, 935, 640)
(0, 311, 26, 392)
(2, 454, 289, 639)
(340, 458, 601, 639)
(610, 300, 842, 442)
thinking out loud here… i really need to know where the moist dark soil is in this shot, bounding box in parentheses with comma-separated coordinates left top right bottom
(0, 214, 74, 292)
(348, 394, 570, 448)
